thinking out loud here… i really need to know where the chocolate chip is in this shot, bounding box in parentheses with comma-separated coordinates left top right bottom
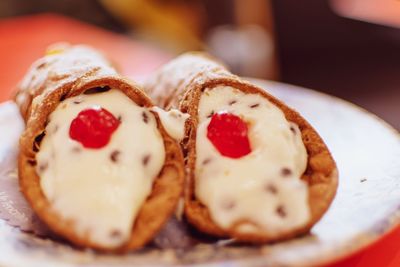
(207, 111, 215, 118)
(110, 229, 122, 239)
(142, 154, 151, 166)
(360, 178, 367, 183)
(33, 132, 45, 152)
(110, 150, 120, 163)
(73, 100, 82, 104)
(32, 143, 40, 152)
(281, 167, 292, 177)
(59, 93, 67, 101)
(290, 126, 296, 134)
(27, 159, 37, 166)
(142, 111, 149, 123)
(38, 162, 48, 173)
(202, 158, 212, 165)
(117, 115, 122, 122)
(265, 184, 278, 194)
(250, 103, 260, 108)
(276, 205, 287, 218)
(71, 146, 81, 153)
(228, 100, 237, 105)
(221, 199, 236, 210)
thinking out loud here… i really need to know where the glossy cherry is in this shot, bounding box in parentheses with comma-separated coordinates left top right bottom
(69, 107, 120, 149)
(207, 112, 251, 158)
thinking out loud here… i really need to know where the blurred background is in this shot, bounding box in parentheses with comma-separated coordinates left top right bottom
(0, 0, 399, 129)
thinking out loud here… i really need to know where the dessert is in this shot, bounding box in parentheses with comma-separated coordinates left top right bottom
(144, 53, 338, 242)
(15, 44, 185, 251)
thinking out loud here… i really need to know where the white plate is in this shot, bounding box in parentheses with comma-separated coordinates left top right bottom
(0, 80, 399, 267)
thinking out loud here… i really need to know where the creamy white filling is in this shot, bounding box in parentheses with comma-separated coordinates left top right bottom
(36, 89, 165, 248)
(151, 107, 189, 141)
(195, 86, 309, 234)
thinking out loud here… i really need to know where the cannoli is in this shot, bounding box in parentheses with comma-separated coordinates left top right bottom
(144, 53, 338, 242)
(15, 44, 185, 251)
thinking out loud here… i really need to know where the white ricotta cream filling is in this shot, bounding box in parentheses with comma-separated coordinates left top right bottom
(151, 107, 189, 141)
(195, 86, 309, 234)
(36, 89, 165, 248)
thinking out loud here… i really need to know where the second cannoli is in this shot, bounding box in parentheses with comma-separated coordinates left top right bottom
(144, 53, 338, 243)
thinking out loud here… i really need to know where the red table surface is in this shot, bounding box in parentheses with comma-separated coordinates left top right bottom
(0, 13, 399, 267)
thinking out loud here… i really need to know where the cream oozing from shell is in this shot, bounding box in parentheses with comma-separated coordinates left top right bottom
(150, 107, 189, 141)
(195, 86, 310, 234)
(36, 89, 165, 248)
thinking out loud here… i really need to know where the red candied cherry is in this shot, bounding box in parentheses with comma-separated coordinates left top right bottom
(207, 112, 251, 158)
(69, 107, 120, 149)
